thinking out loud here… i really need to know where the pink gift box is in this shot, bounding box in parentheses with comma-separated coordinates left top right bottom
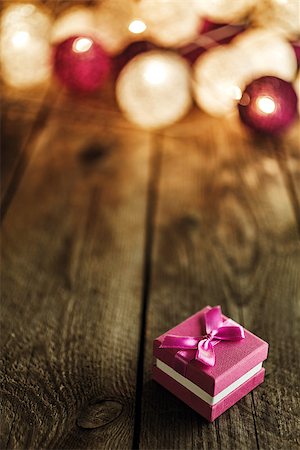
(153, 306, 268, 422)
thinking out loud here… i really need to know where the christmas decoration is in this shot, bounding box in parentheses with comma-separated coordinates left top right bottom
(1, 1, 299, 133)
(116, 51, 192, 129)
(233, 29, 297, 82)
(53, 35, 111, 92)
(0, 3, 52, 88)
(238, 76, 298, 134)
(138, 0, 202, 47)
(252, 0, 300, 39)
(193, 46, 244, 116)
(51, 7, 96, 44)
(193, 0, 256, 23)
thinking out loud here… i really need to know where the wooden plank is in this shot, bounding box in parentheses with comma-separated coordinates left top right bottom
(0, 101, 151, 449)
(1, 88, 56, 213)
(274, 123, 300, 235)
(138, 113, 300, 449)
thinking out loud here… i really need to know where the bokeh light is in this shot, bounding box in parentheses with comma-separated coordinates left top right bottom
(238, 76, 298, 133)
(0, 3, 52, 88)
(54, 35, 111, 92)
(138, 0, 202, 47)
(193, 46, 245, 116)
(51, 7, 97, 44)
(193, 0, 256, 23)
(116, 51, 192, 129)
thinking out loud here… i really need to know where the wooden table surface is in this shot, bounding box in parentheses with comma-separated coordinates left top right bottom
(1, 12, 300, 450)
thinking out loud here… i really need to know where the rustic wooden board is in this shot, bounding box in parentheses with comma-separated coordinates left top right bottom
(1, 87, 57, 215)
(0, 99, 152, 449)
(138, 113, 300, 450)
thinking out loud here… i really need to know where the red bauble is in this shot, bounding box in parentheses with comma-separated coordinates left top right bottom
(238, 76, 298, 134)
(53, 35, 111, 92)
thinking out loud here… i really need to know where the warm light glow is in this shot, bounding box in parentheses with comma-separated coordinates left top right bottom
(256, 96, 276, 114)
(194, 0, 256, 23)
(1, 4, 52, 88)
(231, 85, 243, 100)
(143, 60, 167, 85)
(128, 19, 147, 34)
(11, 31, 30, 48)
(193, 47, 245, 117)
(138, 0, 200, 47)
(72, 37, 93, 53)
(51, 7, 96, 44)
(233, 29, 297, 83)
(116, 51, 192, 129)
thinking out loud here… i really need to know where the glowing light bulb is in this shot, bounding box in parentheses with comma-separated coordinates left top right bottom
(252, 0, 300, 38)
(0, 4, 52, 88)
(239, 76, 298, 134)
(54, 36, 111, 92)
(51, 7, 97, 44)
(128, 19, 147, 34)
(116, 51, 192, 129)
(232, 86, 243, 101)
(138, 0, 201, 47)
(94, 0, 140, 54)
(256, 96, 276, 115)
(143, 60, 167, 85)
(11, 30, 30, 48)
(233, 29, 297, 83)
(193, 0, 256, 23)
(72, 37, 93, 53)
(193, 46, 246, 116)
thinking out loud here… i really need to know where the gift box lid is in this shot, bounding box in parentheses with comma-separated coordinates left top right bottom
(153, 306, 268, 397)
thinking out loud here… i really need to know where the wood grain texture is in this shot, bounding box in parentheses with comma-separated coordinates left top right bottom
(138, 113, 300, 450)
(0, 87, 54, 206)
(0, 98, 152, 449)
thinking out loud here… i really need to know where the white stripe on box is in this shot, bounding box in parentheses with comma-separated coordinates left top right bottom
(156, 359, 262, 406)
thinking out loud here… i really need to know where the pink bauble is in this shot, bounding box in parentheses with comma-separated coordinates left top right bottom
(53, 35, 111, 92)
(238, 76, 298, 134)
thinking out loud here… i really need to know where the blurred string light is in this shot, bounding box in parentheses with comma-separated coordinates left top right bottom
(238, 76, 298, 133)
(193, 46, 245, 116)
(51, 7, 97, 44)
(54, 35, 111, 92)
(233, 29, 298, 82)
(116, 51, 192, 129)
(0, 3, 52, 88)
(94, 0, 143, 54)
(0, 0, 299, 133)
(193, 0, 256, 23)
(128, 19, 147, 35)
(193, 29, 297, 117)
(138, 0, 202, 47)
(252, 0, 300, 39)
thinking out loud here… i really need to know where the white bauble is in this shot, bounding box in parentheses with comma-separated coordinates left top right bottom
(116, 51, 192, 129)
(51, 7, 96, 44)
(193, 0, 256, 23)
(233, 29, 297, 82)
(252, 0, 300, 39)
(1, 3, 52, 88)
(138, 0, 201, 47)
(95, 0, 143, 54)
(193, 46, 245, 116)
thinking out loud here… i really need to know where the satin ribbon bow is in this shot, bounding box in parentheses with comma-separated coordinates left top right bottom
(159, 306, 245, 370)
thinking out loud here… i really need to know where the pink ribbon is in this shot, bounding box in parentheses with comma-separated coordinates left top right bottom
(159, 306, 245, 372)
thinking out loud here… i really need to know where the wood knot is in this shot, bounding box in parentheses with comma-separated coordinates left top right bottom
(78, 142, 113, 164)
(77, 400, 123, 429)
